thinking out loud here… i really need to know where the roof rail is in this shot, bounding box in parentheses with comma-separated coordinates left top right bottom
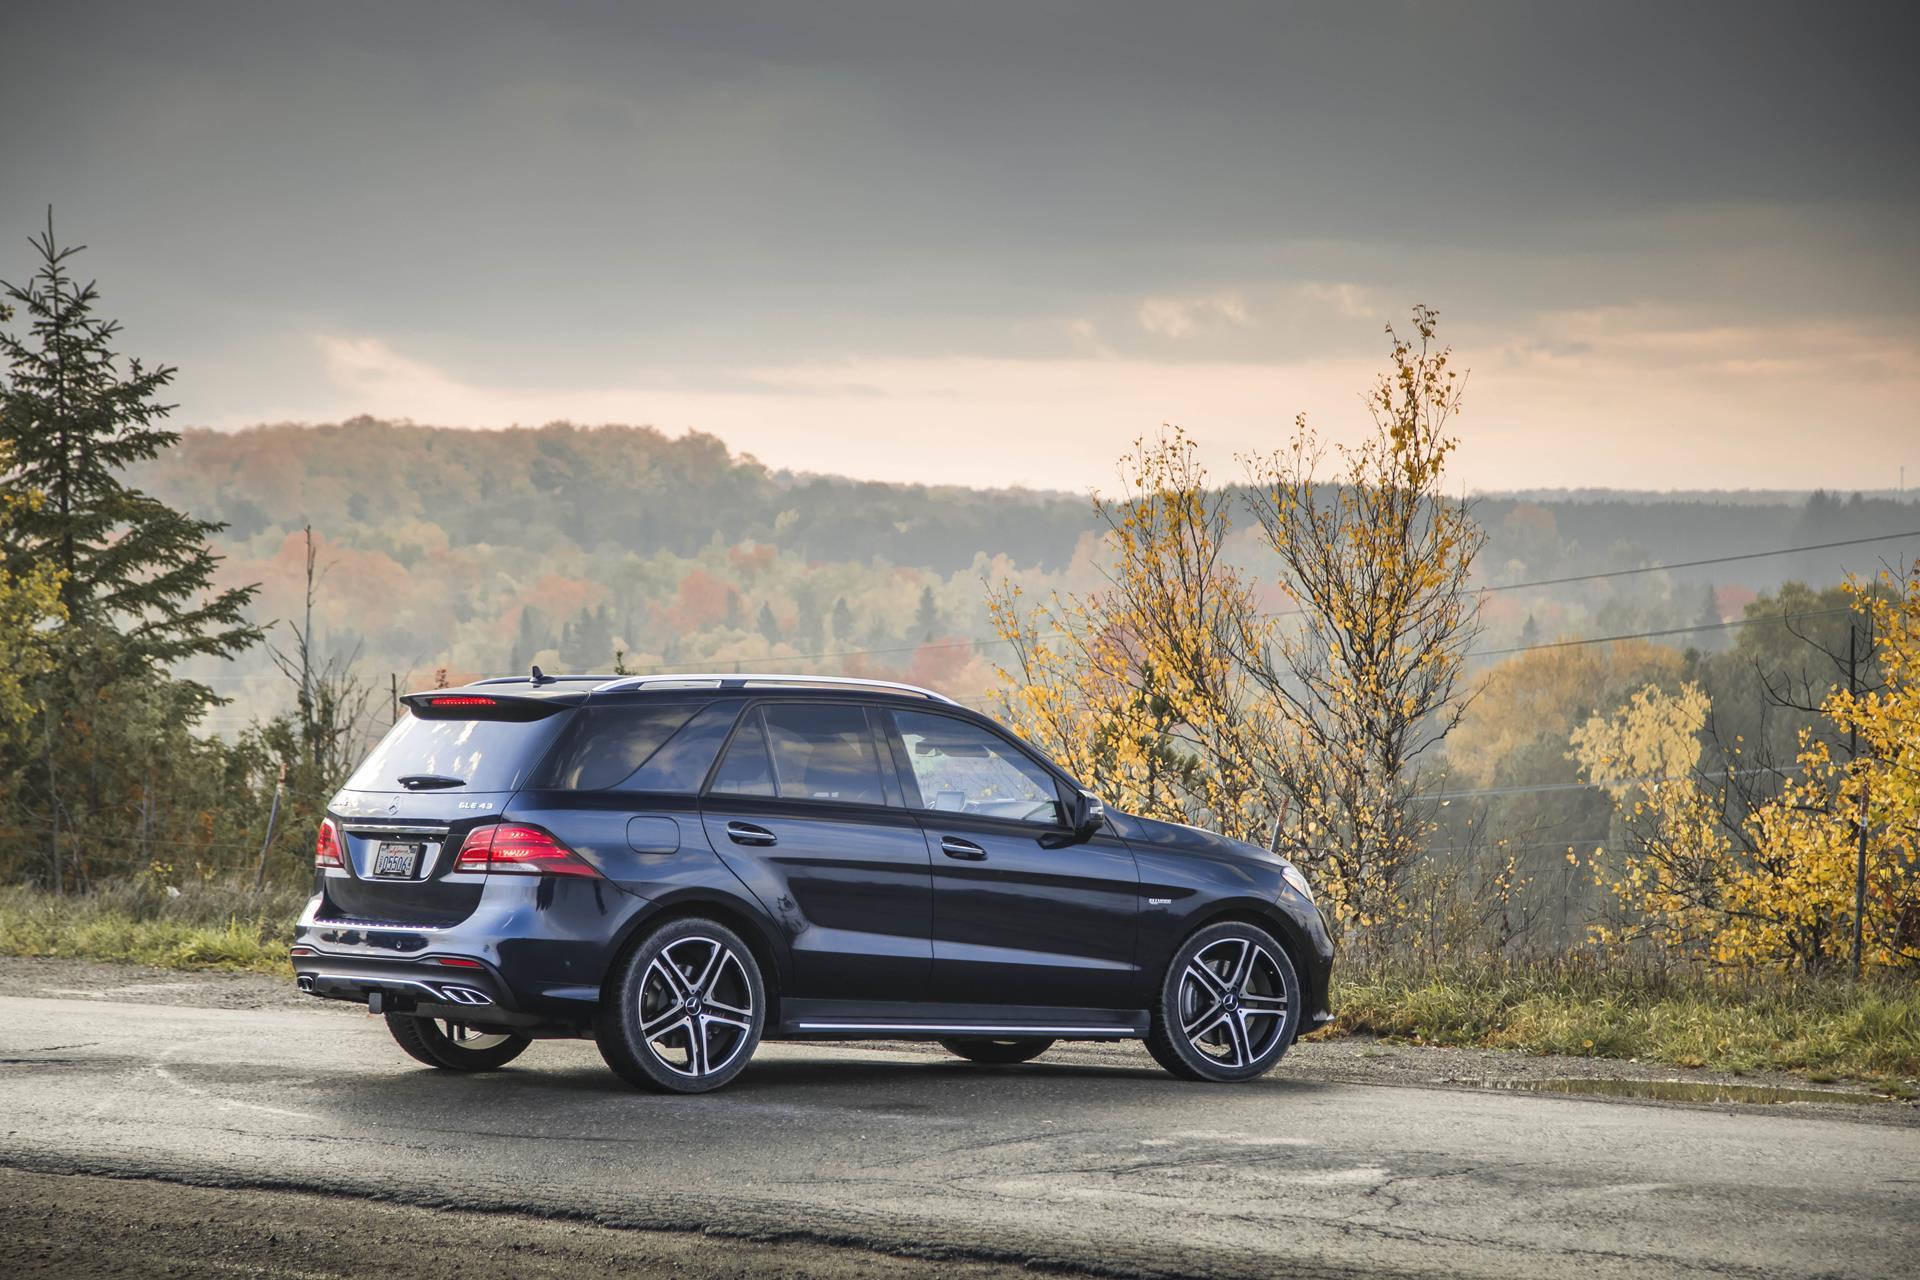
(589, 673, 960, 705)
(469, 673, 619, 686)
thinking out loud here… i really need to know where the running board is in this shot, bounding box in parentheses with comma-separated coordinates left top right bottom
(790, 1022, 1144, 1038)
(775, 1002, 1149, 1040)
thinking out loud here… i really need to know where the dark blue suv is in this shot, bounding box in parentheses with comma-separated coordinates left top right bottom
(292, 673, 1334, 1093)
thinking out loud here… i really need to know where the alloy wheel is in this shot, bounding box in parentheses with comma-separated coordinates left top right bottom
(1176, 936, 1290, 1069)
(635, 934, 756, 1080)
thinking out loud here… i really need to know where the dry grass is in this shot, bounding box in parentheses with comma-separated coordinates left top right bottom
(0, 881, 305, 974)
(1333, 953, 1920, 1085)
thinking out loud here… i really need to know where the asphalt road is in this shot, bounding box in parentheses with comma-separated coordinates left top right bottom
(2, 994, 1915, 1280)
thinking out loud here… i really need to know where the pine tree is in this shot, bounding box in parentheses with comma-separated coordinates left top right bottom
(916, 585, 940, 640)
(756, 601, 781, 643)
(0, 217, 262, 888)
(0, 215, 260, 685)
(510, 605, 546, 675)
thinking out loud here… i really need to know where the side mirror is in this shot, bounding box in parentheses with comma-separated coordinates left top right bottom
(1075, 790, 1107, 837)
(1042, 789, 1107, 849)
(1044, 786, 1105, 844)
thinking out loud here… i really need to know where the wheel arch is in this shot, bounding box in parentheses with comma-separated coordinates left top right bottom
(1185, 899, 1319, 996)
(602, 888, 791, 1021)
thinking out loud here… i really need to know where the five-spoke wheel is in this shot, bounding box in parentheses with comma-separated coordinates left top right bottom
(1147, 921, 1300, 1081)
(598, 917, 766, 1093)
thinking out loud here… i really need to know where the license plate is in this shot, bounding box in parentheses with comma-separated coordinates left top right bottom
(373, 842, 422, 878)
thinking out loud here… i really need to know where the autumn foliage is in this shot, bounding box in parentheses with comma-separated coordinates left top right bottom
(1575, 566, 1920, 973)
(990, 308, 1485, 946)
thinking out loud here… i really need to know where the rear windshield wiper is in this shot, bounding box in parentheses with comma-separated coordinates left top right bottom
(397, 773, 466, 790)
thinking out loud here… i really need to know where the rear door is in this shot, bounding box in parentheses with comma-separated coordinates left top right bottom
(882, 708, 1141, 1009)
(700, 700, 933, 1002)
(326, 694, 577, 925)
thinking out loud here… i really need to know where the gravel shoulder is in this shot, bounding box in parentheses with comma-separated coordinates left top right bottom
(3, 955, 1908, 1120)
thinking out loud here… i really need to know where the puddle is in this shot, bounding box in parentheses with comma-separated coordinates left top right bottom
(1480, 1078, 1894, 1105)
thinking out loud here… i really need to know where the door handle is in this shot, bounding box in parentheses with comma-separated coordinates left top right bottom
(940, 836, 987, 861)
(725, 821, 777, 847)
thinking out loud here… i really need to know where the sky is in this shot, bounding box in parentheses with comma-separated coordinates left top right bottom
(4, 1, 1917, 494)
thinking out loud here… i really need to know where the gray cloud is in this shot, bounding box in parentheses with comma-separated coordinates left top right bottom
(2, 1, 1915, 486)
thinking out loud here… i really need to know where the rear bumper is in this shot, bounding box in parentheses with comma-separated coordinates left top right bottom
(293, 955, 561, 1029)
(290, 873, 652, 1032)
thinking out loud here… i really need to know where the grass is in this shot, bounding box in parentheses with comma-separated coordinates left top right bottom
(1332, 954, 1920, 1086)
(0, 881, 304, 974)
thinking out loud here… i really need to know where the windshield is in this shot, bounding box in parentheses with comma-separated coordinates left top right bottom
(343, 710, 573, 793)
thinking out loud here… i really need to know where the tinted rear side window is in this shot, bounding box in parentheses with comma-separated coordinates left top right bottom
(709, 703, 889, 806)
(537, 703, 700, 791)
(344, 712, 573, 793)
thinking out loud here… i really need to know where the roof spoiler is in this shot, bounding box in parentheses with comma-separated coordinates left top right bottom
(399, 689, 587, 720)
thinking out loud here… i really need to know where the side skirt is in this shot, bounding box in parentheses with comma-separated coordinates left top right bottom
(771, 999, 1149, 1040)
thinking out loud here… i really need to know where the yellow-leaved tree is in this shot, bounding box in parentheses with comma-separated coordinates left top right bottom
(1574, 563, 1920, 972)
(1240, 307, 1485, 937)
(988, 308, 1484, 945)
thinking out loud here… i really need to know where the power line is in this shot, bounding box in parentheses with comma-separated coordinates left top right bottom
(1467, 606, 1856, 659)
(920, 606, 1863, 702)
(625, 528, 1912, 675)
(1476, 528, 1919, 593)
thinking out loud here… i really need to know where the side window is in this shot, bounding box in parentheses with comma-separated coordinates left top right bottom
(892, 711, 1063, 826)
(762, 703, 888, 806)
(537, 703, 699, 791)
(706, 703, 890, 807)
(622, 701, 741, 792)
(709, 708, 777, 796)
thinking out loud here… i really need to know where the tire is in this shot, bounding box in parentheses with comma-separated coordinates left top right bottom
(385, 1013, 531, 1071)
(1146, 921, 1302, 1082)
(938, 1036, 1055, 1065)
(597, 916, 766, 1094)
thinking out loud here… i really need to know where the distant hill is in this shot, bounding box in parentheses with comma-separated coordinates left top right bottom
(141, 418, 1095, 574)
(134, 419, 1920, 725)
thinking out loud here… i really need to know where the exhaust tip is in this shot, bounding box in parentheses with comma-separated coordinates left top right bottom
(436, 985, 494, 1006)
(296, 975, 315, 993)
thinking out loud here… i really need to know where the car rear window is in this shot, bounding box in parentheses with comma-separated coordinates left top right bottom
(343, 710, 573, 793)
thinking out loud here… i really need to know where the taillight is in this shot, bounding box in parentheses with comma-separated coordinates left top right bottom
(427, 695, 496, 707)
(315, 818, 343, 868)
(453, 824, 598, 877)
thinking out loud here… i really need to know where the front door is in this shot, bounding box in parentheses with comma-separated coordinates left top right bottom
(882, 708, 1140, 1009)
(701, 700, 932, 1002)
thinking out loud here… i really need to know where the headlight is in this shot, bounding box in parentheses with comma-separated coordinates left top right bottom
(1280, 862, 1314, 904)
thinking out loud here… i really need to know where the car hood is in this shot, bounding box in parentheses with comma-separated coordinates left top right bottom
(1124, 814, 1289, 869)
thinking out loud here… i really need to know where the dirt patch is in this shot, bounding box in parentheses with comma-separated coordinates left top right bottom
(0, 1166, 1066, 1279)
(0, 955, 334, 1014)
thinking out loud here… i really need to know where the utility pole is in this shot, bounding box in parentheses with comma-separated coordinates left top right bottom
(1848, 622, 1869, 980)
(253, 762, 288, 892)
(391, 672, 400, 724)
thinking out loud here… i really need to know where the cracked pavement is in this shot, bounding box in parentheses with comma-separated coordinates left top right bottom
(1, 991, 1915, 1279)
